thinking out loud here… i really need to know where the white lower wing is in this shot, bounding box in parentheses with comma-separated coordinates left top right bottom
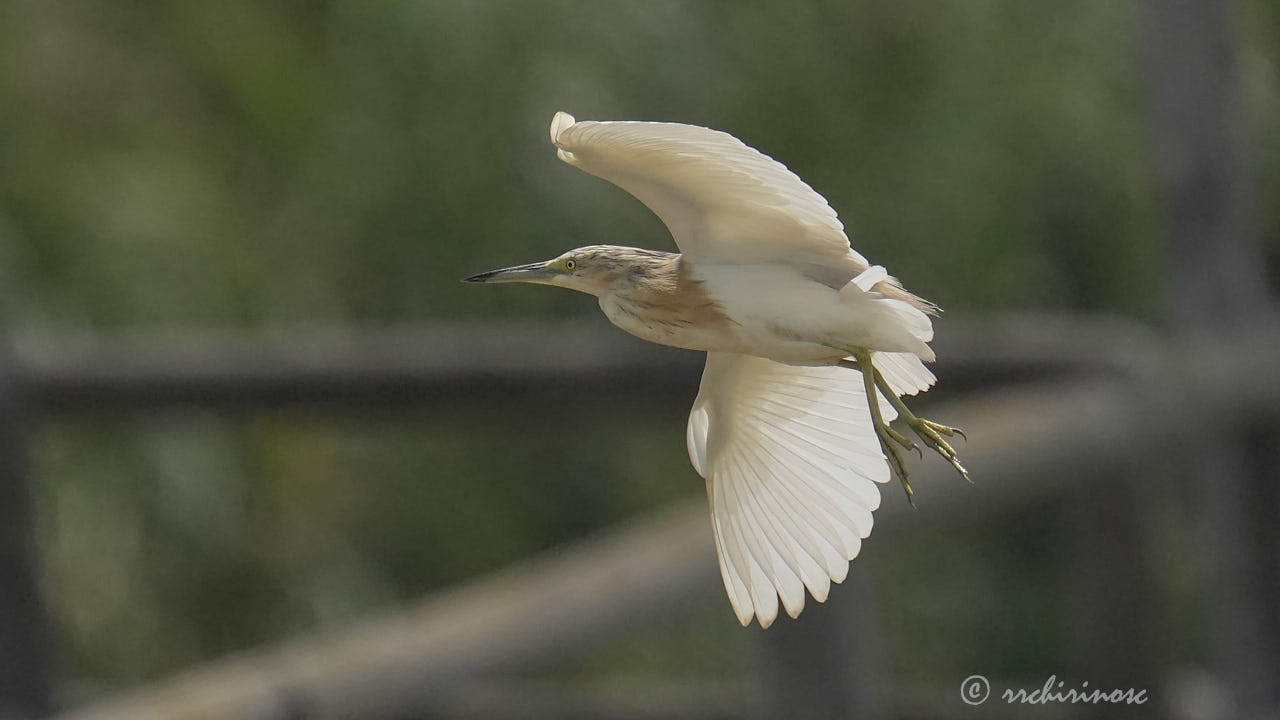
(872, 351, 936, 397)
(686, 353, 896, 628)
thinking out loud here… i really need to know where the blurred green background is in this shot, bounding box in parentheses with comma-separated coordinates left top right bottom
(1, 0, 1277, 713)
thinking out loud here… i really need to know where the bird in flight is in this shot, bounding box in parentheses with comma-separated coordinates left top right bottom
(466, 112, 968, 628)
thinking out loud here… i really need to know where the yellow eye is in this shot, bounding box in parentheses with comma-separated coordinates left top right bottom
(564, 258, 577, 271)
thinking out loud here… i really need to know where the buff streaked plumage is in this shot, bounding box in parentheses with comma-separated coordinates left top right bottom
(466, 112, 969, 628)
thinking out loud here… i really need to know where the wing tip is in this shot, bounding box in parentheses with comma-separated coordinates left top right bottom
(551, 111, 579, 164)
(829, 559, 850, 584)
(550, 111, 576, 145)
(783, 599, 805, 620)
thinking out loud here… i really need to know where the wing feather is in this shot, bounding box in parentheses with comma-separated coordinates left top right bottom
(733, 457, 808, 620)
(718, 474, 779, 624)
(737, 445, 837, 601)
(872, 351, 938, 397)
(687, 352, 893, 627)
(739, 441, 850, 584)
(708, 493, 754, 625)
(550, 111, 868, 268)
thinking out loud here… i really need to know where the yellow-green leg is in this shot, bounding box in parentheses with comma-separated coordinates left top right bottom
(840, 351, 971, 502)
(871, 370, 970, 483)
(843, 351, 921, 503)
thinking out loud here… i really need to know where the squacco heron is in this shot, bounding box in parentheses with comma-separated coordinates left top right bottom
(467, 112, 968, 628)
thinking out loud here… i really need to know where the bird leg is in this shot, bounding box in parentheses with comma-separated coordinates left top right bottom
(842, 351, 971, 502)
(843, 352, 920, 504)
(870, 362, 970, 484)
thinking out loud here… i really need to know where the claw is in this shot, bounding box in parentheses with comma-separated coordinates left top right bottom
(948, 451, 971, 481)
(885, 396, 972, 484)
(905, 417, 972, 483)
(927, 422, 954, 437)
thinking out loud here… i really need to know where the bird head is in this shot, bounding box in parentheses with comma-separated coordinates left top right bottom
(464, 245, 669, 297)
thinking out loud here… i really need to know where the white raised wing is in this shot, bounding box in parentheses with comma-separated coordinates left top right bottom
(550, 111, 867, 268)
(686, 352, 893, 628)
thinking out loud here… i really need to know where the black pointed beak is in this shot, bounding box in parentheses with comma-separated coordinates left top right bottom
(463, 262, 556, 284)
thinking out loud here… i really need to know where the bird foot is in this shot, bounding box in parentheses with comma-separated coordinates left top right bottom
(843, 351, 971, 502)
(903, 416, 971, 483)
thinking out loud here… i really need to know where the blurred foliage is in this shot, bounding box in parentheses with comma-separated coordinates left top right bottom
(0, 0, 1276, 701)
(34, 404, 699, 683)
(9, 0, 1261, 329)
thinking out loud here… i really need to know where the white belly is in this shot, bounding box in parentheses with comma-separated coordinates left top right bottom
(693, 263, 932, 362)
